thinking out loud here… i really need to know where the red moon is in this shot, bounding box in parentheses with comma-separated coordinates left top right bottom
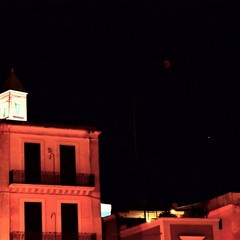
(163, 60, 171, 69)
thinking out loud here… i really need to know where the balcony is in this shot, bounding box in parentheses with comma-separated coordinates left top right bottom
(9, 170, 95, 187)
(10, 232, 96, 240)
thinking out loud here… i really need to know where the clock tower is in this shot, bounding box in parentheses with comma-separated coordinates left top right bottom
(0, 68, 28, 121)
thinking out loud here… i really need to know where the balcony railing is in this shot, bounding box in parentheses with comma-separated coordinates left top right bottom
(9, 170, 95, 187)
(10, 232, 97, 240)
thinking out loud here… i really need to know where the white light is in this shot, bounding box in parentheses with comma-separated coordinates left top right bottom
(101, 203, 112, 217)
(170, 209, 176, 214)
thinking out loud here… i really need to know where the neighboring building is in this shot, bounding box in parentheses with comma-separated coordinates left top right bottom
(207, 192, 240, 240)
(117, 209, 184, 224)
(102, 211, 221, 240)
(0, 69, 102, 240)
(120, 217, 220, 240)
(102, 192, 240, 240)
(102, 214, 120, 240)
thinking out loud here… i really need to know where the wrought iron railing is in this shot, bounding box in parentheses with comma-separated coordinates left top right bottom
(10, 232, 97, 240)
(9, 170, 95, 187)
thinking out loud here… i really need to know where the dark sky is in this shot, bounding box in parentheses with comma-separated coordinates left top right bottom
(1, 0, 240, 211)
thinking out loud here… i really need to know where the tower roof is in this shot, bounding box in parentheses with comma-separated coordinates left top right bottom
(1, 68, 26, 93)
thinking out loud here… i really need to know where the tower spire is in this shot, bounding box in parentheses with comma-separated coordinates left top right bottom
(0, 68, 28, 121)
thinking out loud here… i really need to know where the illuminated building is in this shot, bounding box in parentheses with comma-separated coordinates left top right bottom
(103, 192, 240, 240)
(207, 192, 240, 240)
(0, 69, 102, 240)
(120, 217, 220, 240)
(103, 209, 220, 240)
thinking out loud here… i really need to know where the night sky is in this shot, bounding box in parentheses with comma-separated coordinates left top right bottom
(1, 0, 240, 212)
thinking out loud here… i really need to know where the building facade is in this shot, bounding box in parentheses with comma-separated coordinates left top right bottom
(207, 192, 240, 240)
(120, 217, 220, 240)
(103, 192, 240, 240)
(0, 70, 102, 240)
(103, 212, 221, 240)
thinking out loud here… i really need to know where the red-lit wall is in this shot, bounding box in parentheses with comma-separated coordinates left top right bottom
(0, 122, 102, 240)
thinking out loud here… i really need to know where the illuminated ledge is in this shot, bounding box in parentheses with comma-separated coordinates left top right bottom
(180, 236, 205, 240)
(9, 184, 95, 195)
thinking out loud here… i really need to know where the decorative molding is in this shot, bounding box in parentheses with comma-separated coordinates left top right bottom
(9, 184, 94, 195)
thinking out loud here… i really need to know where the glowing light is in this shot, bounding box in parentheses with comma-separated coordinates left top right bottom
(101, 203, 112, 217)
(170, 209, 176, 215)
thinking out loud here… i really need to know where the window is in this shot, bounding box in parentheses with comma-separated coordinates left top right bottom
(61, 203, 78, 240)
(14, 102, 21, 116)
(60, 145, 76, 185)
(3, 101, 8, 117)
(24, 143, 41, 184)
(25, 202, 42, 240)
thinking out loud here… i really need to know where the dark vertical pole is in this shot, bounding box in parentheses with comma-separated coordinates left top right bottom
(195, 162, 199, 203)
(132, 95, 138, 163)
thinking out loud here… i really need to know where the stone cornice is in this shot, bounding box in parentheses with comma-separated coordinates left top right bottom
(0, 122, 101, 139)
(9, 184, 95, 195)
